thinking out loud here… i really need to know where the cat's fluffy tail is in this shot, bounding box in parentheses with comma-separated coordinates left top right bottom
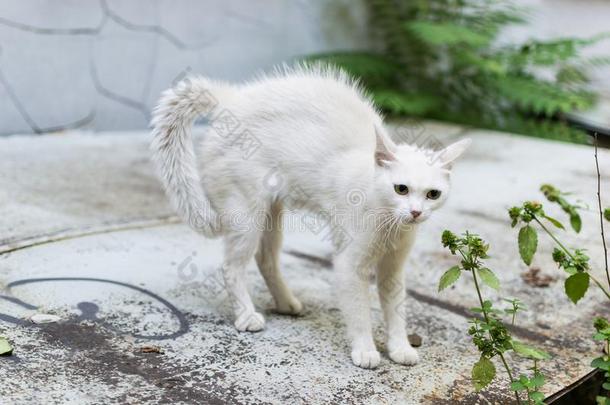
(150, 77, 234, 238)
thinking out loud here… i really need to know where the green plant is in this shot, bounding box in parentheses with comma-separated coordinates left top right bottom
(440, 230, 549, 403)
(509, 187, 610, 303)
(508, 140, 610, 403)
(592, 317, 610, 405)
(305, 0, 609, 143)
(504, 298, 526, 326)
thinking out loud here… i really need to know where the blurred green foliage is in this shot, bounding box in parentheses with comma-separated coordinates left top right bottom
(306, 0, 610, 143)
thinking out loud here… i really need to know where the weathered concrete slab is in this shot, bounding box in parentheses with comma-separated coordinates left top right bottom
(1, 122, 609, 404)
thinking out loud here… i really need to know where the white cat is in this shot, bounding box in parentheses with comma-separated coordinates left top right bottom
(151, 65, 470, 369)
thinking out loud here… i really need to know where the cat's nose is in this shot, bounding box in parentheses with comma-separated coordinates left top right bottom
(410, 210, 422, 218)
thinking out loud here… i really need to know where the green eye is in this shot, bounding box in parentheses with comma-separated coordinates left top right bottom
(427, 189, 441, 200)
(394, 184, 409, 195)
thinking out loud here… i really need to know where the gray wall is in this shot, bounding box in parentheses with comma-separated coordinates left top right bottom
(2, 1, 608, 136)
(0, 0, 369, 135)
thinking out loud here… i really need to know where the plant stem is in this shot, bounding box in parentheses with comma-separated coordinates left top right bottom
(534, 216, 610, 300)
(498, 352, 520, 401)
(471, 265, 488, 322)
(471, 263, 522, 404)
(594, 134, 610, 290)
(533, 217, 575, 260)
(590, 274, 610, 301)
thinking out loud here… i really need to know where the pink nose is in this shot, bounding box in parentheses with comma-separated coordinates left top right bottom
(411, 210, 422, 218)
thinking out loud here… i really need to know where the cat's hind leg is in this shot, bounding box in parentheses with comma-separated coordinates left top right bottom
(255, 201, 302, 315)
(222, 228, 266, 332)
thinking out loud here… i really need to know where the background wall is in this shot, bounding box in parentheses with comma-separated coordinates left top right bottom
(0, 0, 369, 135)
(0, 0, 608, 136)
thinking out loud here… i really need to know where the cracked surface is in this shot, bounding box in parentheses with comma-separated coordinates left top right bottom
(0, 0, 370, 135)
(1, 122, 610, 403)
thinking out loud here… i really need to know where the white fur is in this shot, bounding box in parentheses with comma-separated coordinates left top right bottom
(150, 64, 470, 369)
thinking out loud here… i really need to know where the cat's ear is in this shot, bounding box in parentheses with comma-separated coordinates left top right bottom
(375, 125, 396, 167)
(437, 138, 471, 168)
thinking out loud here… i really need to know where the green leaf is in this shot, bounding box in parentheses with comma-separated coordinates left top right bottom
(591, 357, 610, 371)
(557, 65, 589, 85)
(594, 317, 610, 332)
(518, 225, 538, 265)
(456, 51, 507, 75)
(492, 75, 595, 117)
(472, 356, 496, 391)
(531, 391, 545, 403)
(564, 267, 578, 275)
(570, 214, 582, 233)
(518, 38, 593, 66)
(596, 395, 610, 405)
(510, 381, 526, 391)
(604, 208, 610, 222)
(438, 266, 462, 291)
(406, 21, 492, 47)
(492, 78, 552, 115)
(372, 90, 441, 115)
(0, 337, 13, 356)
(302, 52, 400, 83)
(565, 272, 590, 304)
(531, 373, 545, 388)
(543, 214, 565, 230)
(512, 341, 551, 360)
(602, 382, 610, 390)
(477, 268, 500, 290)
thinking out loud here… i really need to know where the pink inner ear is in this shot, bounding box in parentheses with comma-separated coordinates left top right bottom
(375, 151, 394, 166)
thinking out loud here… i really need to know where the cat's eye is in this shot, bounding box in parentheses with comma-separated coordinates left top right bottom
(394, 184, 409, 195)
(427, 189, 441, 200)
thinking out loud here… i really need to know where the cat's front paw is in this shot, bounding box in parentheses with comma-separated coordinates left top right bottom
(351, 349, 381, 369)
(234, 311, 265, 332)
(275, 296, 303, 316)
(388, 345, 419, 366)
